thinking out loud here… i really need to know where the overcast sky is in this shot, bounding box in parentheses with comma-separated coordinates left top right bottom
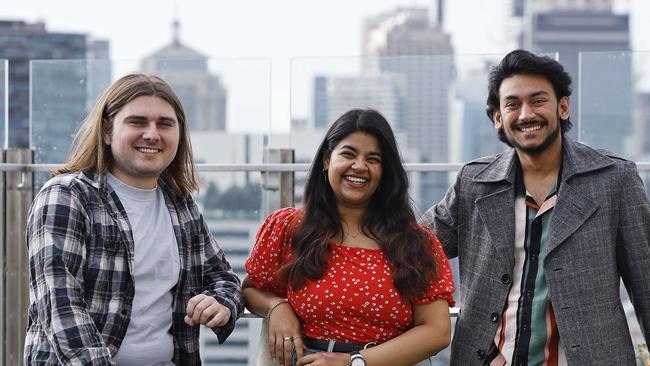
(2, 0, 649, 132)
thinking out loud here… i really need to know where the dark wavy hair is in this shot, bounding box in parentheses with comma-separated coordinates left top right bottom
(278, 109, 437, 302)
(486, 49, 573, 144)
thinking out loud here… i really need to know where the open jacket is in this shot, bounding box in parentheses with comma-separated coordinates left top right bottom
(421, 137, 650, 365)
(25, 171, 244, 365)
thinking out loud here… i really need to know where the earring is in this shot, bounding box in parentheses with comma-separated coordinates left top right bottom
(322, 169, 328, 182)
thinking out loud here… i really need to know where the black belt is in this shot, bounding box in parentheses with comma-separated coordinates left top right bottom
(303, 336, 376, 353)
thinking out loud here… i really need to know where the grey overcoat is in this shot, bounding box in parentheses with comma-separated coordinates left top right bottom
(421, 137, 650, 365)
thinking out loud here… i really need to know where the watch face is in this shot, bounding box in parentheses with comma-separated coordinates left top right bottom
(350, 357, 366, 366)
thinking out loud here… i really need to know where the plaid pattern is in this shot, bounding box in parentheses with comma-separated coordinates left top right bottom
(24, 171, 243, 366)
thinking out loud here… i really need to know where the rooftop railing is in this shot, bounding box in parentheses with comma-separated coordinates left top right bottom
(2, 50, 650, 364)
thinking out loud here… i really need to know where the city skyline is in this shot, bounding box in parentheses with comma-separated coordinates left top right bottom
(4, 0, 650, 134)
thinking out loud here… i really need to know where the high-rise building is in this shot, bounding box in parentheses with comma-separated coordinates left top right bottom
(0, 20, 105, 149)
(141, 21, 227, 132)
(363, 7, 454, 161)
(528, 4, 632, 155)
(0, 19, 110, 173)
(362, 7, 455, 207)
(511, 1, 632, 154)
(524, 0, 612, 13)
(454, 68, 508, 162)
(312, 75, 401, 129)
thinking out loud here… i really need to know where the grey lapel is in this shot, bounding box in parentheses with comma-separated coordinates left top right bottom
(473, 148, 518, 272)
(545, 138, 614, 255)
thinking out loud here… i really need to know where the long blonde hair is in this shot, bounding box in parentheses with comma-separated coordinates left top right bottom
(55, 74, 198, 198)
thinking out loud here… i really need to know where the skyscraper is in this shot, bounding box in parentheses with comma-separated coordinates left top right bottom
(312, 74, 401, 129)
(454, 67, 508, 162)
(141, 21, 227, 132)
(0, 20, 104, 149)
(0, 19, 110, 175)
(362, 7, 455, 207)
(527, 2, 632, 155)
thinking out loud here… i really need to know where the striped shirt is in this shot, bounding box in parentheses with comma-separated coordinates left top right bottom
(487, 160, 567, 366)
(25, 171, 243, 365)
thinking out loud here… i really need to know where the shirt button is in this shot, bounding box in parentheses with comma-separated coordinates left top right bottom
(501, 274, 511, 285)
(121, 308, 128, 316)
(490, 312, 499, 322)
(477, 349, 486, 360)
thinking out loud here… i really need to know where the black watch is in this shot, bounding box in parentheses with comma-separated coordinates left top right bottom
(349, 351, 366, 366)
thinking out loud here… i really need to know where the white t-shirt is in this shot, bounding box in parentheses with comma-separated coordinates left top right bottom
(108, 173, 180, 366)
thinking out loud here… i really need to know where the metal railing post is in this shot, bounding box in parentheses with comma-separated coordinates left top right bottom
(261, 148, 295, 214)
(256, 148, 294, 366)
(3, 148, 33, 366)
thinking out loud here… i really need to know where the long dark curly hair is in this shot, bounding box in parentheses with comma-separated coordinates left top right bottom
(278, 109, 437, 302)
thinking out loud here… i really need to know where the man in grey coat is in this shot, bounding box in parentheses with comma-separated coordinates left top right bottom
(421, 49, 650, 365)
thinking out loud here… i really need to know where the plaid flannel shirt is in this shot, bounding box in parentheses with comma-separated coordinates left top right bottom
(24, 171, 244, 366)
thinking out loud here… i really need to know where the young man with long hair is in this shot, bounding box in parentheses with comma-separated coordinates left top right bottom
(25, 74, 243, 365)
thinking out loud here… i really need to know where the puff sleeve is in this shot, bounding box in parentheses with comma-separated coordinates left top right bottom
(244, 207, 300, 297)
(414, 225, 456, 307)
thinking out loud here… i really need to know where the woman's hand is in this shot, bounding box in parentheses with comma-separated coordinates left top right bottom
(268, 301, 305, 366)
(296, 352, 351, 366)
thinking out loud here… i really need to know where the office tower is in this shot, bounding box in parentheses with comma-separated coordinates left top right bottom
(141, 20, 227, 132)
(454, 68, 507, 162)
(512, 1, 632, 154)
(524, 0, 612, 13)
(312, 75, 401, 129)
(0, 19, 110, 176)
(362, 7, 455, 208)
(0, 20, 94, 149)
(529, 3, 632, 155)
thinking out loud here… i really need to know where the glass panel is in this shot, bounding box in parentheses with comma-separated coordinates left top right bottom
(577, 51, 637, 158)
(571, 50, 649, 351)
(0, 59, 6, 148)
(30, 58, 271, 188)
(0, 57, 5, 366)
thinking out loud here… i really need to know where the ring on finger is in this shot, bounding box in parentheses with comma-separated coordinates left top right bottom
(283, 336, 293, 341)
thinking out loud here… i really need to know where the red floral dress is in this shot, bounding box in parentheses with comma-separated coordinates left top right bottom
(245, 207, 455, 343)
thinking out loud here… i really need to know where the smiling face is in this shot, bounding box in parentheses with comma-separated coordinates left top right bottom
(103, 95, 180, 189)
(324, 131, 383, 211)
(494, 74, 570, 156)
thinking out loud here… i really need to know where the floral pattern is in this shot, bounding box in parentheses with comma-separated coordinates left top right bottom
(245, 207, 455, 343)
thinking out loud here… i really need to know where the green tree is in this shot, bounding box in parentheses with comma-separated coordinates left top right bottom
(203, 182, 220, 210)
(216, 183, 261, 213)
